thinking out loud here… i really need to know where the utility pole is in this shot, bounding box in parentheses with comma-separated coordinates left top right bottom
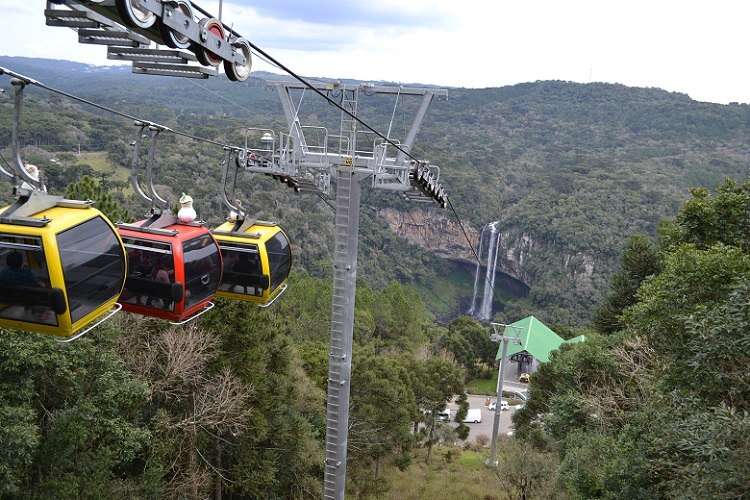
(487, 322, 523, 467)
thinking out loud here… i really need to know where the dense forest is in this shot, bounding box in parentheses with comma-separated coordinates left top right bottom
(1, 55, 748, 325)
(0, 56, 749, 498)
(513, 180, 750, 498)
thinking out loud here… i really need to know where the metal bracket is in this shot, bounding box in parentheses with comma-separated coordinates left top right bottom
(0, 191, 92, 227)
(258, 282, 288, 308)
(117, 222, 178, 236)
(57, 302, 123, 343)
(169, 301, 215, 325)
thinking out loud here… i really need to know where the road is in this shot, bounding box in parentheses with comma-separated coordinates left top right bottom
(445, 394, 520, 443)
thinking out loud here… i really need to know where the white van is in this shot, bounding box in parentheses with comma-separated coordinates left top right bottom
(463, 408, 482, 423)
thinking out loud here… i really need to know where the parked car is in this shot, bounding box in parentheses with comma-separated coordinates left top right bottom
(463, 408, 482, 423)
(489, 400, 510, 411)
(437, 408, 451, 421)
(519, 373, 531, 383)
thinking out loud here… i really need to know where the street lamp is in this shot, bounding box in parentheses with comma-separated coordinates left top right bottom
(486, 322, 523, 467)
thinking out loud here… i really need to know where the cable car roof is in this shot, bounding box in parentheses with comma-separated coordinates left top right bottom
(213, 221, 283, 244)
(0, 204, 96, 234)
(119, 222, 210, 242)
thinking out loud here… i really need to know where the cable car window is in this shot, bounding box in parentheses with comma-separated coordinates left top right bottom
(218, 243, 265, 296)
(183, 235, 220, 308)
(267, 232, 291, 290)
(57, 217, 126, 323)
(0, 235, 58, 326)
(121, 238, 176, 311)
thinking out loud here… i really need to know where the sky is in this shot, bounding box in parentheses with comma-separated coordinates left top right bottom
(2, 0, 750, 104)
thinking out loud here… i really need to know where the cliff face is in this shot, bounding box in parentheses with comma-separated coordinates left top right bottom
(378, 208, 596, 291)
(378, 207, 478, 263)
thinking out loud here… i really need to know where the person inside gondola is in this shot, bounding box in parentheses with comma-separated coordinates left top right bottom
(0, 252, 38, 288)
(0, 251, 50, 322)
(150, 254, 173, 310)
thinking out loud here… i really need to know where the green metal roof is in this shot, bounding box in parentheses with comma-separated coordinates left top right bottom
(565, 334, 587, 345)
(496, 316, 580, 363)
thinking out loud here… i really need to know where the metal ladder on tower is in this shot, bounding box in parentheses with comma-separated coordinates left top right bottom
(323, 165, 362, 500)
(338, 88, 359, 156)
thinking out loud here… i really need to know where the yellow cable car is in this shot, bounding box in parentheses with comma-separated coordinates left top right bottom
(0, 196, 126, 340)
(212, 220, 291, 307)
(212, 148, 291, 306)
(0, 76, 126, 341)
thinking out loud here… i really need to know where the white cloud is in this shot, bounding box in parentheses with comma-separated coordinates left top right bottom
(2, 0, 750, 103)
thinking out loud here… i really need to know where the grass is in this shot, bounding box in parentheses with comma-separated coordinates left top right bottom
(466, 377, 498, 395)
(383, 447, 504, 500)
(466, 376, 528, 405)
(74, 152, 132, 193)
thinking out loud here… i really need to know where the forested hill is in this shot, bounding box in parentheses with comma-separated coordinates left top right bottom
(1, 55, 748, 324)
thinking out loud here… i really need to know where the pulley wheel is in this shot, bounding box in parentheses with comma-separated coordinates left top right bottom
(159, 0, 194, 49)
(224, 38, 253, 82)
(115, 0, 157, 29)
(192, 18, 225, 67)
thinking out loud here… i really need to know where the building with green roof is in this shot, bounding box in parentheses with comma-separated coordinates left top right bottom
(496, 315, 585, 377)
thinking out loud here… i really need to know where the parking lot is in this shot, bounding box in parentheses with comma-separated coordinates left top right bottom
(445, 394, 519, 443)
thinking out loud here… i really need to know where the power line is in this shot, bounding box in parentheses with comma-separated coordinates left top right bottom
(241, 43, 418, 164)
(316, 192, 335, 211)
(447, 197, 481, 263)
(0, 63, 480, 263)
(239, 43, 480, 263)
(0, 67, 230, 149)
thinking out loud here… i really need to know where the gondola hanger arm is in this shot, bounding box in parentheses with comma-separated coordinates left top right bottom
(220, 147, 244, 218)
(130, 122, 153, 205)
(9, 79, 44, 190)
(145, 126, 170, 210)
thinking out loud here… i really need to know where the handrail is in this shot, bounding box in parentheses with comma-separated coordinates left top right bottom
(57, 302, 122, 344)
(258, 283, 288, 308)
(169, 301, 215, 326)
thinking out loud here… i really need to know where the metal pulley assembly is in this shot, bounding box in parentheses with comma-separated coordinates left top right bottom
(45, 0, 253, 81)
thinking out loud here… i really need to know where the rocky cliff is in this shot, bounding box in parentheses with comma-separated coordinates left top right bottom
(378, 208, 596, 293)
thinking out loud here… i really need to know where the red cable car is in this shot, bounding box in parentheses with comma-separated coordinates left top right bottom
(118, 218, 222, 324)
(117, 123, 222, 324)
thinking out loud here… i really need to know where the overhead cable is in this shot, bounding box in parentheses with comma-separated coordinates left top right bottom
(240, 42, 481, 263)
(0, 66, 231, 149)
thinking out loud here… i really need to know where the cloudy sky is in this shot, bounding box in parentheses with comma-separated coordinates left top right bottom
(2, 0, 749, 104)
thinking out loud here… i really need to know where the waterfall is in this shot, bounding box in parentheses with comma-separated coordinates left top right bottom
(468, 221, 501, 321)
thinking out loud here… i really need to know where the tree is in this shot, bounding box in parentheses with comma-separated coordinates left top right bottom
(116, 321, 251, 499)
(408, 358, 464, 463)
(517, 181, 750, 499)
(347, 350, 416, 497)
(435, 316, 495, 380)
(453, 392, 470, 441)
(0, 327, 154, 497)
(497, 438, 560, 500)
(65, 175, 130, 222)
(593, 235, 659, 334)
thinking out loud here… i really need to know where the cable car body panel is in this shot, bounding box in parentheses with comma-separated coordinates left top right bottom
(0, 205, 126, 338)
(118, 221, 222, 322)
(213, 222, 291, 305)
